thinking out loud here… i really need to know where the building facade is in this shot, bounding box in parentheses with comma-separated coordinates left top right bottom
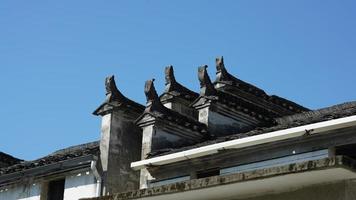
(1, 57, 356, 200)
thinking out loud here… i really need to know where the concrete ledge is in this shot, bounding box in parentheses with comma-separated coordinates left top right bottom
(82, 156, 356, 200)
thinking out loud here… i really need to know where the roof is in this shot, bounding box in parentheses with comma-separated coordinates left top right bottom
(193, 65, 279, 124)
(136, 79, 207, 135)
(214, 56, 309, 114)
(93, 75, 144, 116)
(148, 101, 356, 157)
(0, 152, 22, 168)
(160, 66, 199, 103)
(0, 141, 99, 176)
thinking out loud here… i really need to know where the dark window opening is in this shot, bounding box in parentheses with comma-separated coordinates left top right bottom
(47, 179, 65, 200)
(196, 168, 220, 179)
(335, 143, 356, 159)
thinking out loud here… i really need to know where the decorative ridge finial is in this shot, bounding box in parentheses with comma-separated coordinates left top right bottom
(94, 75, 144, 116)
(105, 75, 126, 102)
(215, 56, 231, 82)
(162, 66, 199, 100)
(198, 65, 217, 96)
(165, 65, 176, 86)
(144, 79, 159, 104)
(216, 56, 225, 71)
(144, 79, 167, 113)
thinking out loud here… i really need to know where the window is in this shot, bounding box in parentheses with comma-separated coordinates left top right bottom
(196, 168, 220, 179)
(47, 179, 65, 200)
(335, 143, 356, 159)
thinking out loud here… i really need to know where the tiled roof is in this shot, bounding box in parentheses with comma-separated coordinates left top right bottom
(0, 141, 99, 176)
(160, 65, 199, 102)
(148, 101, 356, 157)
(214, 56, 309, 114)
(136, 79, 207, 135)
(194, 65, 278, 124)
(93, 75, 144, 116)
(0, 152, 22, 168)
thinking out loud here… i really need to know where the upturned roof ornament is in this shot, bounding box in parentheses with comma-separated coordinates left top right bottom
(215, 56, 233, 82)
(145, 79, 159, 104)
(165, 65, 177, 86)
(105, 75, 126, 102)
(198, 65, 217, 96)
(162, 65, 199, 101)
(144, 79, 167, 112)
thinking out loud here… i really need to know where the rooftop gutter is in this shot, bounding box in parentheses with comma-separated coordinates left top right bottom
(131, 115, 356, 170)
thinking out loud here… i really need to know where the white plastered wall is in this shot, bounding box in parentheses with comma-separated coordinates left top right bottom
(0, 182, 41, 200)
(0, 170, 99, 200)
(63, 171, 99, 200)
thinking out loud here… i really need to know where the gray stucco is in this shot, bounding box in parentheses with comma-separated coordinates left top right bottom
(99, 109, 142, 195)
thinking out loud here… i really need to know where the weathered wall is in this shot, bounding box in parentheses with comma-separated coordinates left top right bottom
(63, 171, 99, 200)
(0, 181, 41, 200)
(0, 171, 98, 200)
(241, 180, 356, 200)
(80, 180, 356, 200)
(197, 106, 256, 137)
(163, 101, 197, 120)
(100, 109, 142, 194)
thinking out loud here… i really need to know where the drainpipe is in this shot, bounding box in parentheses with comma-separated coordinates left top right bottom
(91, 160, 102, 197)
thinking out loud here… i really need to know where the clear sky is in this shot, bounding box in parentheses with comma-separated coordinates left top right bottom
(1, 0, 355, 160)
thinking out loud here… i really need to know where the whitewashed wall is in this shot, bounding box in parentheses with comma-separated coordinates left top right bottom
(0, 170, 98, 200)
(0, 182, 41, 200)
(63, 171, 99, 200)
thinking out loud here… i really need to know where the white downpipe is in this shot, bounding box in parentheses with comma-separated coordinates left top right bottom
(91, 160, 102, 197)
(131, 115, 356, 170)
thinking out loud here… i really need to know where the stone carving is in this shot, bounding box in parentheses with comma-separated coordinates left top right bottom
(198, 65, 217, 96)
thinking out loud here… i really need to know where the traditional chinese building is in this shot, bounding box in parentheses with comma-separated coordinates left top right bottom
(1, 57, 356, 200)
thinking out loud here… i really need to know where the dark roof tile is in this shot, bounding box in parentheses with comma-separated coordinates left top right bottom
(148, 101, 356, 157)
(160, 65, 199, 102)
(214, 56, 309, 114)
(0, 152, 22, 168)
(93, 75, 144, 116)
(136, 79, 207, 134)
(0, 141, 99, 175)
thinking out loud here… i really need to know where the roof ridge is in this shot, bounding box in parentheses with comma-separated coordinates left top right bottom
(49, 140, 99, 156)
(137, 79, 207, 134)
(161, 65, 198, 101)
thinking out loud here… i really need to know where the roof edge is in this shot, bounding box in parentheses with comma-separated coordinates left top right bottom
(131, 114, 356, 170)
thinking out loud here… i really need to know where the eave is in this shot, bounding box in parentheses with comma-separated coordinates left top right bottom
(0, 155, 95, 187)
(131, 115, 356, 170)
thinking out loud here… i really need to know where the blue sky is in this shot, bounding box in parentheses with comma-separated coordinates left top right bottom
(1, 1, 355, 160)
